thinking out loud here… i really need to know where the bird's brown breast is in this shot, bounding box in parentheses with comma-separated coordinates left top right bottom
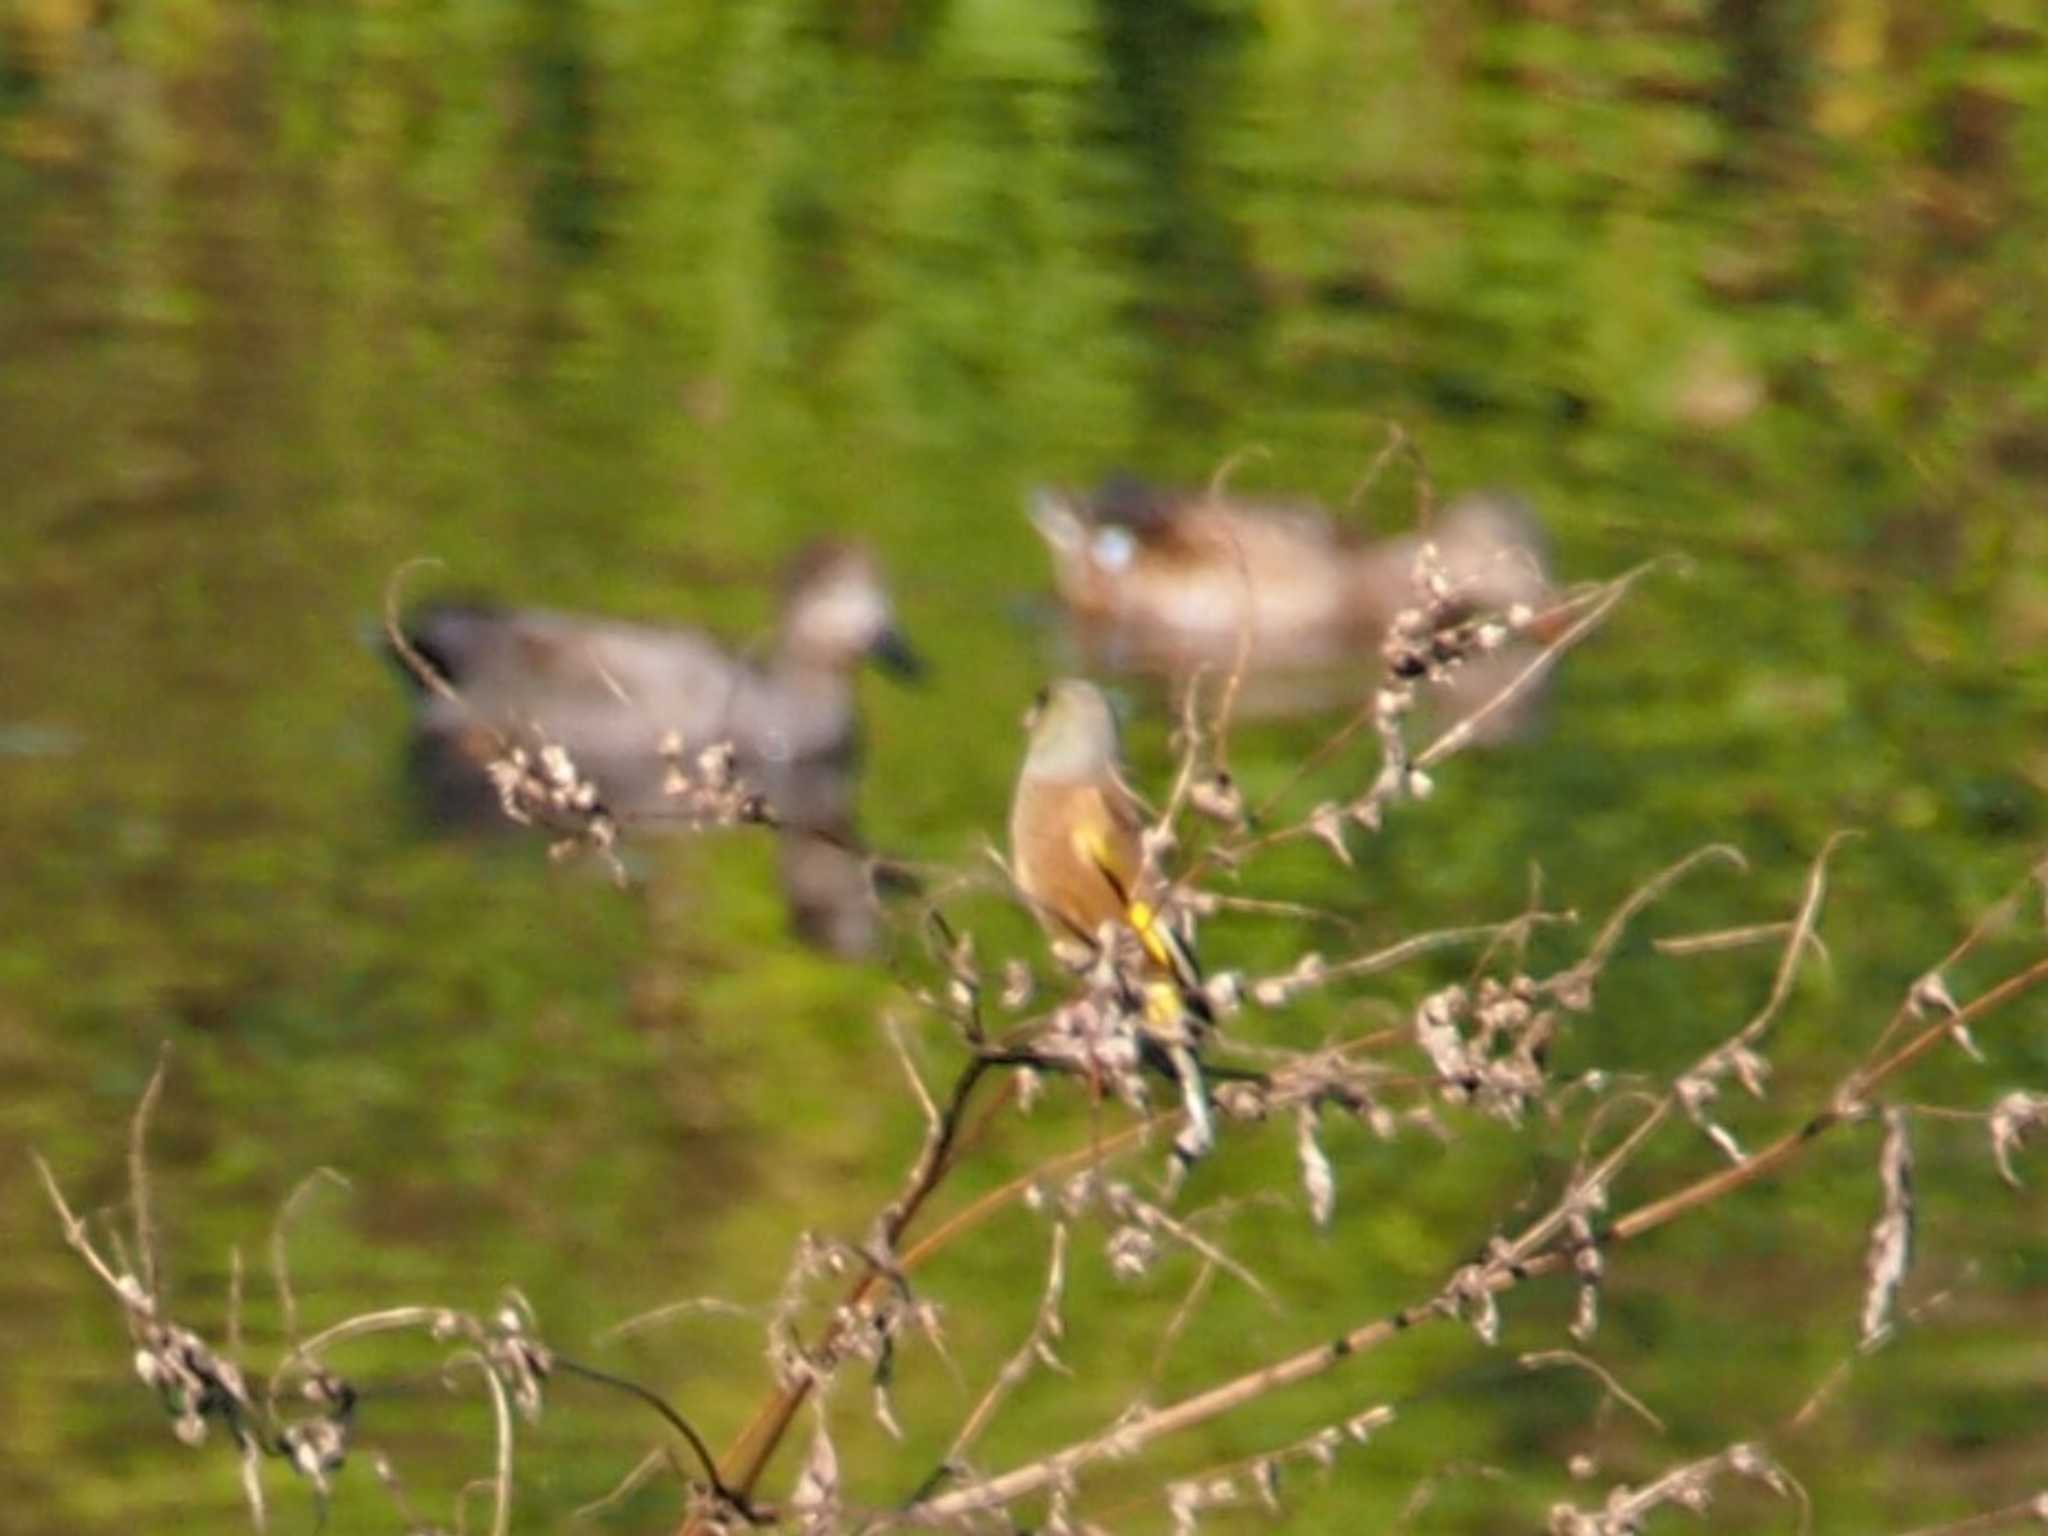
(1010, 777, 1140, 940)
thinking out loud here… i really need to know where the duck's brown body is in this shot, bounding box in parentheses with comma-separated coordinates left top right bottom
(1031, 480, 1555, 725)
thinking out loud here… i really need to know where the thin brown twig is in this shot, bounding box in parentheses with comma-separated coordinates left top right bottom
(1518, 1349, 1665, 1434)
(1146, 1255, 1218, 1392)
(700, 1057, 1000, 1517)
(573, 1448, 670, 1523)
(596, 1297, 758, 1347)
(943, 1221, 1070, 1467)
(1228, 562, 1651, 859)
(1411, 561, 1663, 773)
(444, 1352, 513, 1536)
(33, 1153, 134, 1300)
(271, 1168, 351, 1346)
(128, 1044, 171, 1305)
(1343, 420, 1418, 517)
(1861, 852, 2048, 1066)
(1655, 921, 1801, 958)
(1546, 844, 1747, 997)
(382, 558, 462, 707)
(1890, 1493, 2048, 1536)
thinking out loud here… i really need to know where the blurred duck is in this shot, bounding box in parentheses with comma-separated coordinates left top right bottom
(1030, 477, 1557, 727)
(395, 540, 921, 957)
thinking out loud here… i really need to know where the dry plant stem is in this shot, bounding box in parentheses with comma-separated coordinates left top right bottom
(1228, 562, 1648, 863)
(1548, 845, 1746, 991)
(1081, 1348, 1653, 1532)
(129, 1045, 171, 1304)
(705, 1011, 1400, 1526)
(271, 1168, 350, 1344)
(704, 1057, 999, 1514)
(1654, 921, 1798, 957)
(698, 921, 1508, 1522)
(1517, 1350, 1664, 1433)
(1893, 1494, 2048, 1536)
(899, 945, 2048, 1522)
(897, 1017, 1414, 1278)
(552, 1355, 755, 1519)
(943, 1221, 1071, 1467)
(576, 1448, 669, 1523)
(264, 1301, 753, 1519)
(229, 1245, 245, 1358)
(1207, 545, 1257, 779)
(1862, 854, 2048, 1065)
(1516, 836, 1845, 1272)
(599, 1298, 759, 1346)
(1148, 1257, 1219, 1390)
(444, 1352, 513, 1536)
(1605, 962, 2048, 1247)
(1324, 918, 1563, 987)
(1158, 670, 1213, 833)
(1411, 562, 1656, 774)
(35, 1153, 133, 1298)
(1787, 1279, 1964, 1432)
(273, 1305, 460, 1396)
(1343, 420, 1421, 515)
(1203, 892, 1363, 933)
(382, 558, 461, 707)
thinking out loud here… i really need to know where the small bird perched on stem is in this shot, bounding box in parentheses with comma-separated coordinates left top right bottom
(1009, 678, 1216, 1178)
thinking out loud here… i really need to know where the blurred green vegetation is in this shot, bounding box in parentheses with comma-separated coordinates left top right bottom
(2, 0, 2046, 1531)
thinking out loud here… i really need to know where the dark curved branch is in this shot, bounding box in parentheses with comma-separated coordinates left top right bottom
(553, 1354, 771, 1525)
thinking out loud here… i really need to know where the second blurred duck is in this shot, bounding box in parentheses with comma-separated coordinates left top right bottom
(1030, 477, 1557, 727)
(396, 540, 921, 957)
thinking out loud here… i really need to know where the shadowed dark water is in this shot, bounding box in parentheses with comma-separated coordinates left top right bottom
(3, 3, 2046, 1531)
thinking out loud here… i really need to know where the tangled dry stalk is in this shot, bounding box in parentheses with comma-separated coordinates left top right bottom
(38, 481, 2048, 1534)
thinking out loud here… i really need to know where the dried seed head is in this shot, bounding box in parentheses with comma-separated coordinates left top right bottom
(1860, 1108, 1915, 1349)
(1296, 1106, 1336, 1227)
(1203, 970, 1244, 1017)
(1308, 803, 1352, 866)
(1344, 1405, 1393, 1443)
(1106, 1224, 1159, 1282)
(1990, 1090, 2048, 1187)
(1190, 772, 1245, 828)
(1000, 959, 1035, 1011)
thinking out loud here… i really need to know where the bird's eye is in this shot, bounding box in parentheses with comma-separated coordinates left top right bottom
(1092, 526, 1136, 572)
(1024, 685, 1049, 731)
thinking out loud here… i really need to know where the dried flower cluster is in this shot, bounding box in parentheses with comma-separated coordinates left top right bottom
(1547, 1442, 1803, 1536)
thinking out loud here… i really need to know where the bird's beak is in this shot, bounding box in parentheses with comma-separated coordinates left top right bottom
(868, 625, 925, 682)
(1026, 488, 1085, 554)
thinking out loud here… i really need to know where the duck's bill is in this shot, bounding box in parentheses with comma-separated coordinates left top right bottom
(1026, 487, 1085, 550)
(869, 626, 926, 681)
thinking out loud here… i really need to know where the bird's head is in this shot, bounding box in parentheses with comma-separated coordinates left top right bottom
(1021, 678, 1120, 779)
(780, 540, 924, 681)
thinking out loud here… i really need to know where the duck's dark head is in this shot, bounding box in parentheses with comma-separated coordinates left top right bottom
(780, 539, 923, 680)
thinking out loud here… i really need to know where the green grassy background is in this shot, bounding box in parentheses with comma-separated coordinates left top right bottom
(3, 1, 2046, 1530)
